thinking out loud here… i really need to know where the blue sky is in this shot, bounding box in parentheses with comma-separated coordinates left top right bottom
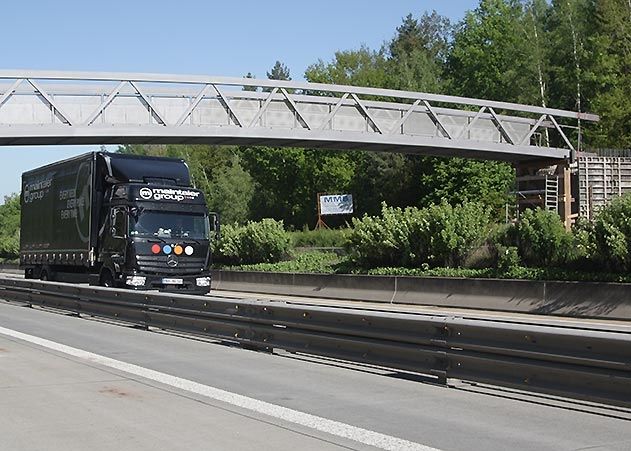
(0, 0, 479, 202)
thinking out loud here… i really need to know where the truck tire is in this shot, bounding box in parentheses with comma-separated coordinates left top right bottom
(40, 269, 50, 281)
(99, 269, 115, 288)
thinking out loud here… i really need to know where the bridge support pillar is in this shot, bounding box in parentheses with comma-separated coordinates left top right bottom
(562, 162, 572, 231)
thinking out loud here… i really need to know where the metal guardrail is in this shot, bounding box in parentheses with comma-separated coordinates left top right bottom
(0, 277, 629, 408)
(0, 70, 598, 162)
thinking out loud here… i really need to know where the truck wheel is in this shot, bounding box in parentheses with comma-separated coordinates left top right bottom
(40, 269, 50, 281)
(99, 270, 115, 288)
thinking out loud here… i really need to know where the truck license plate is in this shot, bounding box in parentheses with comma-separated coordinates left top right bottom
(162, 278, 183, 285)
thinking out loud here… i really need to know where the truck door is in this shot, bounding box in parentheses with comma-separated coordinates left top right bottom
(103, 207, 127, 270)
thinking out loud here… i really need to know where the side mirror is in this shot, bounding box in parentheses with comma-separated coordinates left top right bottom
(210, 212, 221, 241)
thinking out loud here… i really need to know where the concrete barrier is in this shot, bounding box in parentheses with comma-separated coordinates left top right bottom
(0, 263, 20, 275)
(211, 270, 631, 320)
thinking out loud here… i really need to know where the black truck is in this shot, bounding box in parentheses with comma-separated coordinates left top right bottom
(19, 151, 216, 294)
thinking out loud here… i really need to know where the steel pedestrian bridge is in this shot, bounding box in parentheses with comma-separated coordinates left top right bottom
(0, 70, 598, 163)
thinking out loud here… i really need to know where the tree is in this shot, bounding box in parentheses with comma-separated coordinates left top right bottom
(386, 11, 453, 92)
(0, 194, 20, 260)
(267, 61, 291, 81)
(546, 0, 594, 134)
(583, 0, 631, 148)
(265, 60, 291, 93)
(305, 46, 389, 89)
(240, 147, 356, 228)
(447, 0, 541, 104)
(242, 72, 259, 92)
(417, 157, 515, 217)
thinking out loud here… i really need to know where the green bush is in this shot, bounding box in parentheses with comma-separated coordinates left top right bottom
(344, 203, 427, 268)
(496, 245, 520, 273)
(516, 208, 572, 266)
(422, 201, 491, 267)
(570, 216, 596, 266)
(213, 219, 290, 265)
(345, 201, 491, 268)
(212, 223, 241, 264)
(290, 228, 349, 248)
(592, 194, 631, 271)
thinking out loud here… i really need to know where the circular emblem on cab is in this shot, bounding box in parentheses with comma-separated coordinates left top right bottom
(139, 187, 153, 200)
(166, 254, 178, 267)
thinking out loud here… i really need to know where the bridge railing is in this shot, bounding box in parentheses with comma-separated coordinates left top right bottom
(0, 70, 598, 160)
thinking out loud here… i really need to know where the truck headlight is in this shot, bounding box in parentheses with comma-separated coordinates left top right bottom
(126, 276, 146, 287)
(196, 277, 211, 287)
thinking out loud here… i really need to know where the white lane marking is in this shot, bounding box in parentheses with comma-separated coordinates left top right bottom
(0, 326, 440, 451)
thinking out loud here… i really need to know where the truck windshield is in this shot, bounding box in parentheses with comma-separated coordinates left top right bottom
(129, 211, 209, 240)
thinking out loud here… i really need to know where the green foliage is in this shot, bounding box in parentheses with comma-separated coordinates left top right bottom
(496, 245, 520, 273)
(592, 194, 631, 271)
(345, 201, 491, 268)
(417, 157, 514, 218)
(227, 251, 339, 274)
(422, 201, 492, 267)
(345, 204, 425, 268)
(290, 228, 349, 248)
(386, 11, 452, 93)
(304, 46, 389, 89)
(240, 147, 355, 228)
(571, 216, 596, 263)
(267, 60, 291, 81)
(447, 0, 542, 104)
(214, 219, 291, 265)
(584, 0, 631, 148)
(516, 208, 572, 266)
(207, 156, 254, 225)
(0, 194, 20, 259)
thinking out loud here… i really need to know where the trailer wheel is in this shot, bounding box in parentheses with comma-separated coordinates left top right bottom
(99, 270, 115, 288)
(40, 269, 50, 281)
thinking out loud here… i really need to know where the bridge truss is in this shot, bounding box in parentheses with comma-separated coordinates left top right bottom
(0, 70, 598, 164)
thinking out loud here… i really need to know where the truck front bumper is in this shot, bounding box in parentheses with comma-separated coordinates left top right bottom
(123, 272, 211, 295)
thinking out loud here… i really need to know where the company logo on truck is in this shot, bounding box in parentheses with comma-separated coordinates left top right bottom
(24, 177, 52, 203)
(138, 187, 200, 202)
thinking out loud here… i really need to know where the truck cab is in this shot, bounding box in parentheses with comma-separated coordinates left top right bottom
(100, 183, 215, 293)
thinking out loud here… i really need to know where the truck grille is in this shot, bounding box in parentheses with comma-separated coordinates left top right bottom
(136, 255, 207, 275)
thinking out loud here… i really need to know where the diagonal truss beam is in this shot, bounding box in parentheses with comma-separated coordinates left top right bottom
(27, 79, 74, 126)
(175, 84, 213, 127)
(0, 79, 24, 111)
(455, 107, 486, 140)
(249, 87, 279, 128)
(389, 99, 421, 135)
(548, 115, 576, 153)
(422, 100, 451, 139)
(519, 114, 548, 145)
(319, 93, 349, 130)
(280, 88, 311, 130)
(488, 107, 514, 145)
(351, 93, 383, 134)
(84, 81, 128, 126)
(213, 85, 245, 127)
(129, 81, 168, 126)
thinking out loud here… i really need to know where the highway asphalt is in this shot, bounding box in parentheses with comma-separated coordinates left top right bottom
(1, 298, 630, 451)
